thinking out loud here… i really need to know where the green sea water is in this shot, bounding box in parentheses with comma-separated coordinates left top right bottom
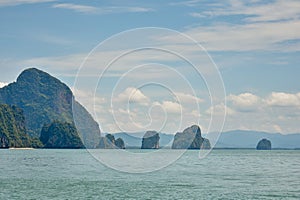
(0, 149, 299, 199)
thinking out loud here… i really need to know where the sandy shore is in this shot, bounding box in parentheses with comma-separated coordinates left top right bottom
(8, 147, 34, 150)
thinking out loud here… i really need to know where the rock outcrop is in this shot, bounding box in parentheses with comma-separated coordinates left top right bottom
(172, 125, 211, 149)
(141, 131, 160, 149)
(115, 138, 125, 149)
(0, 68, 101, 148)
(201, 138, 211, 149)
(40, 121, 84, 149)
(256, 138, 271, 150)
(98, 134, 125, 149)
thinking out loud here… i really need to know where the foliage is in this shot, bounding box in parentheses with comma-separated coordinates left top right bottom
(0, 104, 42, 148)
(40, 121, 84, 149)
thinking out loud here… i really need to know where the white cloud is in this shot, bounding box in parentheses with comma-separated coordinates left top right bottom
(0, 82, 8, 88)
(216, 91, 300, 133)
(166, 20, 300, 51)
(169, 0, 202, 7)
(52, 3, 98, 14)
(206, 103, 235, 116)
(228, 92, 260, 112)
(116, 87, 150, 106)
(265, 92, 300, 107)
(0, 0, 55, 7)
(52, 3, 154, 14)
(174, 92, 204, 104)
(170, 1, 300, 52)
(159, 100, 182, 114)
(190, 0, 300, 23)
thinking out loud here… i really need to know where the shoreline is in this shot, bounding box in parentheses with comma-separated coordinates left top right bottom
(8, 147, 35, 150)
(1, 148, 298, 150)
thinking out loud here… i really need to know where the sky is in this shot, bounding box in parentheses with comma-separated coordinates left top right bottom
(0, 0, 300, 134)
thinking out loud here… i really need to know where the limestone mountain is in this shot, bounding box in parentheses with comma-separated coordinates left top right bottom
(0, 104, 42, 148)
(0, 68, 101, 148)
(172, 125, 211, 149)
(141, 131, 160, 149)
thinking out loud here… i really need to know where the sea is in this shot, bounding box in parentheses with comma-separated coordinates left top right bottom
(0, 149, 299, 200)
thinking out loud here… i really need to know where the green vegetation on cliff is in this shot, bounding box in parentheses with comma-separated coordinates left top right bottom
(0, 68, 101, 148)
(0, 104, 42, 148)
(40, 121, 84, 149)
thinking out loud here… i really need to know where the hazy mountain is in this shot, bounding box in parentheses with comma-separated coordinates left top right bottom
(113, 130, 300, 149)
(206, 130, 300, 149)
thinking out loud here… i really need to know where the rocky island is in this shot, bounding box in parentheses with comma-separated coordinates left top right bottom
(172, 125, 211, 149)
(141, 131, 160, 149)
(98, 134, 125, 149)
(0, 68, 101, 148)
(256, 138, 272, 150)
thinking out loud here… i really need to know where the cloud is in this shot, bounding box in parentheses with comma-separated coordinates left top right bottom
(228, 92, 260, 112)
(164, 20, 300, 51)
(115, 87, 150, 106)
(227, 92, 300, 112)
(174, 92, 204, 104)
(217, 91, 300, 133)
(0, 0, 55, 7)
(153, 100, 182, 114)
(169, 0, 202, 7)
(0, 82, 8, 88)
(265, 92, 300, 107)
(206, 103, 235, 116)
(52, 3, 98, 14)
(52, 3, 154, 14)
(189, 0, 300, 23)
(170, 0, 300, 52)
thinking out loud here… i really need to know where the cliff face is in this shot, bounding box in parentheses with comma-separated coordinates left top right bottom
(98, 134, 125, 149)
(115, 138, 125, 149)
(256, 138, 272, 150)
(201, 138, 211, 149)
(141, 131, 160, 149)
(40, 121, 84, 149)
(0, 104, 41, 148)
(172, 125, 210, 149)
(0, 68, 101, 148)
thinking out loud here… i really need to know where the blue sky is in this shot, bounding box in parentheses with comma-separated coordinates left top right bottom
(0, 0, 300, 134)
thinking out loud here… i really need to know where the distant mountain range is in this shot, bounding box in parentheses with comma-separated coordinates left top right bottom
(111, 130, 300, 149)
(209, 130, 300, 149)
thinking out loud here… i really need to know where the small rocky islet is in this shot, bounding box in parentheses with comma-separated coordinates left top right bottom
(256, 138, 272, 150)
